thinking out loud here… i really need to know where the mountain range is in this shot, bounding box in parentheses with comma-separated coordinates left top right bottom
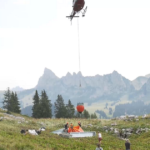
(0, 68, 150, 116)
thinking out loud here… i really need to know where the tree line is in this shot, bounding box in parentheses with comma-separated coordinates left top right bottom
(2, 88, 97, 119)
(2, 88, 20, 113)
(32, 90, 97, 119)
(113, 100, 150, 117)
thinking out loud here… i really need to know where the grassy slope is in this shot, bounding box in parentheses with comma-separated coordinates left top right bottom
(0, 111, 150, 150)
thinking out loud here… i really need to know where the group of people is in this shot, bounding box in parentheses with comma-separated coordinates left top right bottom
(119, 129, 128, 139)
(64, 121, 81, 132)
(20, 122, 131, 150)
(20, 127, 46, 136)
(95, 132, 130, 150)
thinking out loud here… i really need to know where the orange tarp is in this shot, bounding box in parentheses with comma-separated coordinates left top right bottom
(68, 125, 84, 133)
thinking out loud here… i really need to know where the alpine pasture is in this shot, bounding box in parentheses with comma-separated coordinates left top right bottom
(0, 109, 150, 150)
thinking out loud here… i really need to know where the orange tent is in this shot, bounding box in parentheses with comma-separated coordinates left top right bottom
(68, 125, 84, 133)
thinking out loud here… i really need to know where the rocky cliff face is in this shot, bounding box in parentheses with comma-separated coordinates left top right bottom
(129, 77, 150, 101)
(36, 68, 59, 90)
(141, 78, 150, 95)
(132, 76, 149, 90)
(34, 68, 135, 104)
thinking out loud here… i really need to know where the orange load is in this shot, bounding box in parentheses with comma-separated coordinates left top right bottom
(68, 125, 84, 133)
(76, 103, 84, 113)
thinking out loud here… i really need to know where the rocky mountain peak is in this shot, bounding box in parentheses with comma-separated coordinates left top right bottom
(112, 70, 119, 75)
(43, 68, 58, 79)
(66, 72, 72, 77)
(110, 70, 124, 85)
(77, 71, 82, 76)
(36, 68, 59, 89)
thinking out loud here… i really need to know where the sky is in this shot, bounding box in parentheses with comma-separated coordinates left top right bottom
(0, 0, 150, 90)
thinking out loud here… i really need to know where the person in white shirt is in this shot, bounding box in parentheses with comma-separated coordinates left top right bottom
(21, 129, 41, 135)
(98, 132, 102, 144)
(28, 130, 38, 135)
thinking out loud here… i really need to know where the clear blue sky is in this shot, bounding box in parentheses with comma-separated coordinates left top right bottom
(0, 0, 150, 90)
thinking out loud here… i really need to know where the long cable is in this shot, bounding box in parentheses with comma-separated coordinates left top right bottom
(77, 18, 81, 87)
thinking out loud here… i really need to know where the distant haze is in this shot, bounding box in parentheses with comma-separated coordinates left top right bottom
(0, 0, 150, 90)
(0, 67, 150, 117)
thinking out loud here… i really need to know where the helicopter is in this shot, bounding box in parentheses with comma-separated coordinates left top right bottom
(66, 0, 87, 21)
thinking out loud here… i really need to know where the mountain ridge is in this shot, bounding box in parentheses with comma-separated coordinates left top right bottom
(0, 68, 150, 110)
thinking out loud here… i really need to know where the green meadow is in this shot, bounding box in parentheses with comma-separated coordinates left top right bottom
(0, 110, 150, 150)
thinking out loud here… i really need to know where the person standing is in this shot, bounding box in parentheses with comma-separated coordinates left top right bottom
(78, 121, 81, 127)
(119, 129, 123, 138)
(98, 132, 102, 144)
(124, 132, 127, 139)
(95, 143, 103, 150)
(70, 123, 73, 129)
(64, 122, 68, 132)
(125, 139, 130, 150)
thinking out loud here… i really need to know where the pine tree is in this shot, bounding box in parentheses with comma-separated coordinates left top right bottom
(83, 109, 90, 119)
(65, 99, 75, 118)
(3, 88, 20, 114)
(54, 95, 67, 118)
(13, 92, 21, 113)
(32, 90, 40, 118)
(93, 112, 97, 119)
(9, 92, 15, 112)
(91, 112, 97, 119)
(39, 90, 52, 118)
(3, 87, 11, 112)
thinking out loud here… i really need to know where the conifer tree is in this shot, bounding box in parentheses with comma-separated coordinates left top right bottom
(91, 112, 97, 119)
(54, 95, 67, 118)
(83, 109, 90, 119)
(9, 92, 15, 112)
(13, 92, 21, 113)
(9, 92, 21, 113)
(65, 99, 75, 118)
(39, 90, 52, 118)
(3, 88, 20, 113)
(3, 87, 11, 111)
(32, 90, 40, 118)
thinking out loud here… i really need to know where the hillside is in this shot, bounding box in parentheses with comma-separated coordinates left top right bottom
(0, 109, 150, 150)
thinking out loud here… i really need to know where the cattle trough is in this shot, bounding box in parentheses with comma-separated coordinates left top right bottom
(52, 128, 96, 138)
